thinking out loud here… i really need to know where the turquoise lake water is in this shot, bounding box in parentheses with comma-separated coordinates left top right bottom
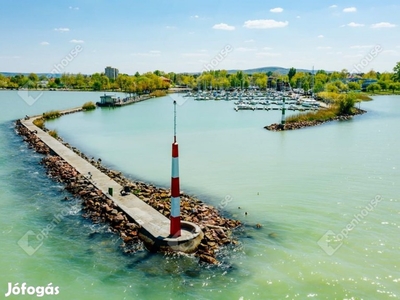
(0, 91, 399, 299)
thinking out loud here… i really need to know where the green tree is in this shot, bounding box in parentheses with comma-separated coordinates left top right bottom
(92, 81, 101, 91)
(363, 70, 378, 80)
(366, 83, 381, 93)
(28, 73, 39, 82)
(337, 92, 356, 115)
(288, 67, 296, 82)
(313, 81, 325, 93)
(393, 62, 400, 82)
(325, 83, 340, 93)
(236, 71, 244, 89)
(378, 80, 389, 91)
(348, 82, 361, 91)
(253, 73, 267, 89)
(388, 82, 400, 93)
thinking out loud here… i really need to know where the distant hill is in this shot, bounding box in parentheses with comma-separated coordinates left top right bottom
(228, 66, 315, 75)
(2, 67, 323, 77)
(0, 72, 61, 78)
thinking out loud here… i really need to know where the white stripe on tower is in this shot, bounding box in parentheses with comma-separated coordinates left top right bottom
(171, 157, 179, 178)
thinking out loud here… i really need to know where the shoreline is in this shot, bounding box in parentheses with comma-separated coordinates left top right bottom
(15, 109, 242, 265)
(265, 108, 367, 131)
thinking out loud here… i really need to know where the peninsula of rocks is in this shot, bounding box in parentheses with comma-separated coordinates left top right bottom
(15, 108, 242, 265)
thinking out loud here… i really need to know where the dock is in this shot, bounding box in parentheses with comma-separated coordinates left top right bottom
(97, 94, 153, 107)
(234, 106, 319, 112)
(20, 112, 203, 252)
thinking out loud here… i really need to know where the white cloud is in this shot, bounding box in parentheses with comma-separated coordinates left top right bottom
(236, 47, 257, 52)
(212, 23, 235, 30)
(69, 6, 79, 10)
(343, 7, 357, 13)
(181, 52, 208, 58)
(54, 27, 70, 32)
(270, 7, 283, 13)
(70, 39, 84, 43)
(350, 45, 374, 49)
(317, 46, 332, 50)
(344, 54, 363, 58)
(190, 15, 199, 19)
(347, 22, 364, 27)
(243, 19, 288, 29)
(132, 51, 161, 57)
(329, 5, 338, 8)
(245, 39, 255, 43)
(40, 41, 49, 46)
(296, 16, 301, 19)
(318, 35, 324, 38)
(371, 22, 396, 28)
(256, 52, 281, 57)
(0, 55, 20, 59)
(382, 50, 398, 55)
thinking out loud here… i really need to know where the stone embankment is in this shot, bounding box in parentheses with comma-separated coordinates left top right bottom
(16, 120, 241, 264)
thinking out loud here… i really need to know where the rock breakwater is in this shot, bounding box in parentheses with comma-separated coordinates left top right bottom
(16, 119, 241, 264)
(265, 108, 367, 131)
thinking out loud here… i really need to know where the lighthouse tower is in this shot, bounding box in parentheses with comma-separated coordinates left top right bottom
(170, 100, 181, 237)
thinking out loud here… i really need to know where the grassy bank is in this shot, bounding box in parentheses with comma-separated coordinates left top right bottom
(82, 101, 96, 111)
(266, 92, 367, 131)
(286, 106, 338, 123)
(287, 92, 369, 124)
(150, 90, 167, 97)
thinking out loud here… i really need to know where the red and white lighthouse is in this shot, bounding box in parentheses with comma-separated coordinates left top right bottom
(170, 100, 181, 237)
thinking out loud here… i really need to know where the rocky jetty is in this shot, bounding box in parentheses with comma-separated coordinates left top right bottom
(265, 108, 367, 131)
(15, 120, 241, 265)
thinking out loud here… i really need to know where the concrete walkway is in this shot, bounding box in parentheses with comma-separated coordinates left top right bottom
(21, 114, 201, 249)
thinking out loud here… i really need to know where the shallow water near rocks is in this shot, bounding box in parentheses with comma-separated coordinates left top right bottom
(0, 91, 399, 299)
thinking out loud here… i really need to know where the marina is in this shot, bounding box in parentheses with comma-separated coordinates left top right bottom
(183, 89, 325, 112)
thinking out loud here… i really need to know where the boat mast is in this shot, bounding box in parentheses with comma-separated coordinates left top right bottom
(311, 66, 315, 98)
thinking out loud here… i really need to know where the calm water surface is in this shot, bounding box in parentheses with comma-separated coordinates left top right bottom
(0, 91, 399, 299)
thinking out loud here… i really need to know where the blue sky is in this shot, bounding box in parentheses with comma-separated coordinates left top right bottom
(1, 0, 399, 74)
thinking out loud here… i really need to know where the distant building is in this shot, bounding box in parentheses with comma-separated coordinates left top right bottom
(98, 94, 118, 106)
(361, 79, 378, 91)
(38, 80, 49, 87)
(160, 76, 172, 84)
(105, 66, 119, 80)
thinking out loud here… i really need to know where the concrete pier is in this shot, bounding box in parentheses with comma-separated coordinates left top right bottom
(20, 113, 203, 253)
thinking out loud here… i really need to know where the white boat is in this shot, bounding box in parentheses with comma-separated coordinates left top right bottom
(301, 98, 319, 107)
(235, 103, 255, 111)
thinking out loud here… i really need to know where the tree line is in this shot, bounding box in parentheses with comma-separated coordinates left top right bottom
(1, 62, 400, 94)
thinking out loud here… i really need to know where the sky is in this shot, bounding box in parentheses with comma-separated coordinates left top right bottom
(1, 0, 399, 75)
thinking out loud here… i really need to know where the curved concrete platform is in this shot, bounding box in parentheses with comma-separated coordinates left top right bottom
(140, 221, 204, 253)
(20, 111, 203, 254)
